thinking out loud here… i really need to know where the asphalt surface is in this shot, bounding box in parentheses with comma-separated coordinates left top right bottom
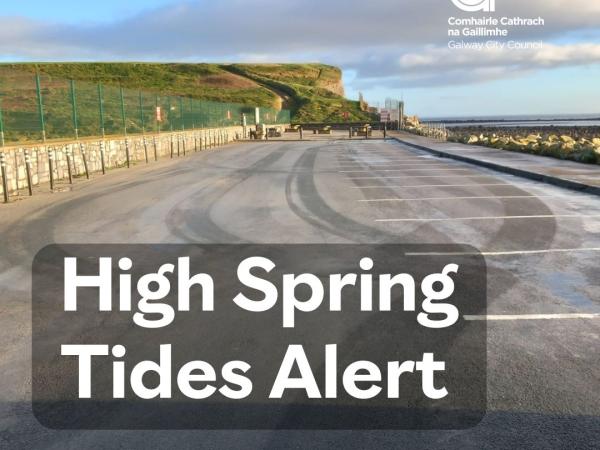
(1, 137, 599, 449)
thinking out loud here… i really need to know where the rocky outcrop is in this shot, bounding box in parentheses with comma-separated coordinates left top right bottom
(448, 131, 600, 164)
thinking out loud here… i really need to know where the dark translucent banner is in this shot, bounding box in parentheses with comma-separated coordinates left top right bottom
(32, 244, 487, 430)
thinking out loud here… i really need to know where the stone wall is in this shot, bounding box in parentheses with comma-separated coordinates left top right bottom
(0, 124, 286, 196)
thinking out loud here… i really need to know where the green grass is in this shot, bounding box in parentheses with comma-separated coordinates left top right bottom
(224, 63, 375, 123)
(2, 62, 374, 123)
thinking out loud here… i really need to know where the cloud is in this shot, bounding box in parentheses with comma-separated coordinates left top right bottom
(1, 0, 600, 89)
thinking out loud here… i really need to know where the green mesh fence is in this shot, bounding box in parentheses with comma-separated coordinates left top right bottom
(0, 66, 290, 145)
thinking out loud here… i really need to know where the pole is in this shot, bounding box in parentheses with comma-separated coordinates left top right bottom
(99, 140, 106, 175)
(153, 136, 158, 161)
(35, 72, 46, 142)
(155, 95, 160, 135)
(143, 136, 149, 163)
(48, 149, 55, 191)
(98, 83, 105, 138)
(349, 127, 352, 139)
(0, 152, 8, 203)
(139, 91, 145, 134)
(383, 123, 387, 140)
(179, 97, 185, 133)
(0, 96, 5, 148)
(65, 147, 73, 184)
(124, 139, 131, 168)
(120, 86, 130, 168)
(24, 150, 33, 196)
(120, 86, 127, 136)
(80, 143, 89, 179)
(70, 79, 79, 140)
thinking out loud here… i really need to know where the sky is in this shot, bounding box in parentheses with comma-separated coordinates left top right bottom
(1, 0, 600, 118)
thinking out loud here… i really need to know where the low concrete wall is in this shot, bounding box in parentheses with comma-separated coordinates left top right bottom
(0, 124, 286, 196)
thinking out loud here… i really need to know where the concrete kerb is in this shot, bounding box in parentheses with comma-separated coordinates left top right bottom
(392, 137, 600, 198)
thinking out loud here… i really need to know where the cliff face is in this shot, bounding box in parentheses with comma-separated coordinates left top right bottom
(224, 63, 372, 122)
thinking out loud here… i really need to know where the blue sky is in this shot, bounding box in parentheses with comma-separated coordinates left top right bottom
(1, 0, 600, 118)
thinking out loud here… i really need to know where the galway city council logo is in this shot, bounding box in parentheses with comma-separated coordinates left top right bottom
(451, 0, 495, 12)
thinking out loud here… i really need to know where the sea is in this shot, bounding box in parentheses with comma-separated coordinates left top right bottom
(422, 114, 600, 128)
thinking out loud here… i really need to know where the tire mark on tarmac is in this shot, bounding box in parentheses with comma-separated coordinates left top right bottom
(165, 145, 289, 243)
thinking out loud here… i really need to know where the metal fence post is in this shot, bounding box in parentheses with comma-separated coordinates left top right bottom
(48, 149, 55, 190)
(99, 140, 106, 174)
(143, 136, 149, 163)
(120, 85, 127, 136)
(153, 136, 158, 161)
(24, 150, 33, 196)
(70, 79, 79, 140)
(98, 83, 105, 138)
(80, 143, 89, 179)
(0, 96, 6, 148)
(124, 139, 131, 168)
(65, 146, 73, 184)
(120, 87, 131, 168)
(155, 95, 161, 135)
(35, 72, 46, 142)
(139, 91, 145, 134)
(0, 152, 8, 202)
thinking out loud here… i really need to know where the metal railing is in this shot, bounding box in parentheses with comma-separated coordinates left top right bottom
(0, 66, 290, 146)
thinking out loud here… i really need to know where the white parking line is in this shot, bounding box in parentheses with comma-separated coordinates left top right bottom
(340, 165, 460, 173)
(352, 175, 500, 180)
(377, 214, 600, 223)
(337, 163, 447, 169)
(349, 170, 477, 180)
(359, 195, 561, 203)
(351, 184, 519, 189)
(406, 247, 600, 256)
(464, 314, 600, 321)
(338, 159, 431, 163)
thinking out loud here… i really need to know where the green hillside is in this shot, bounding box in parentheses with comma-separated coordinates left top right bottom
(2, 62, 373, 123)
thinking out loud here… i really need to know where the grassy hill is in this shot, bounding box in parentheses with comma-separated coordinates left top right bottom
(3, 62, 374, 123)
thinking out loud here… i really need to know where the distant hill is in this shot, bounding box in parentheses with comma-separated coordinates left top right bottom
(6, 62, 374, 123)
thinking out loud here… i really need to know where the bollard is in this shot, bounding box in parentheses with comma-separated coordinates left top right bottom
(153, 137, 158, 161)
(299, 127, 303, 140)
(99, 141, 106, 175)
(143, 137, 149, 163)
(124, 139, 131, 168)
(48, 149, 55, 191)
(0, 152, 8, 203)
(24, 150, 33, 196)
(65, 147, 73, 184)
(349, 127, 352, 139)
(194, 135, 198, 152)
(80, 143, 89, 179)
(170, 135, 174, 158)
(365, 126, 369, 140)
